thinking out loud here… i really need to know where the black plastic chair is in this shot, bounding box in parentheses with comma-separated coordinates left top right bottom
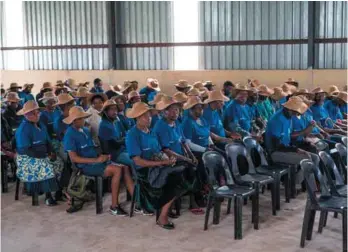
(336, 143, 347, 183)
(299, 160, 347, 252)
(202, 151, 257, 239)
(243, 136, 290, 210)
(319, 151, 347, 198)
(1, 155, 9, 193)
(225, 143, 277, 220)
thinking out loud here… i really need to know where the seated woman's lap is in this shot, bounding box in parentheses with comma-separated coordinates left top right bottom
(80, 162, 108, 176)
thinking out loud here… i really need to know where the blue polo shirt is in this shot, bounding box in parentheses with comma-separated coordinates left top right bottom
(118, 113, 135, 131)
(15, 119, 50, 157)
(303, 109, 320, 134)
(181, 115, 210, 148)
(151, 114, 161, 129)
(340, 104, 347, 114)
(279, 97, 287, 105)
(324, 100, 343, 122)
(248, 103, 259, 120)
(224, 100, 252, 132)
(125, 126, 162, 169)
(90, 86, 104, 93)
(265, 109, 292, 152)
(39, 109, 61, 138)
(311, 103, 333, 128)
(153, 118, 186, 155)
(63, 126, 98, 168)
(18, 92, 35, 106)
(139, 87, 157, 102)
(98, 117, 126, 159)
(53, 112, 70, 141)
(203, 105, 225, 137)
(291, 115, 306, 143)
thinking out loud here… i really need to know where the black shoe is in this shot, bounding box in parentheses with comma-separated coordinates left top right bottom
(109, 205, 128, 216)
(156, 221, 175, 230)
(45, 197, 58, 206)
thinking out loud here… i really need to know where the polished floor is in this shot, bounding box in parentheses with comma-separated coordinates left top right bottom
(1, 183, 343, 252)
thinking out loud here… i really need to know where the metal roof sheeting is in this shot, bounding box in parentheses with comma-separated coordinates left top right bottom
(0, 2, 4, 70)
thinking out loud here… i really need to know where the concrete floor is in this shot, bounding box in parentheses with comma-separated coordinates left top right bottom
(1, 183, 343, 252)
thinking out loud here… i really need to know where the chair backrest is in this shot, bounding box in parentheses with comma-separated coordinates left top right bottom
(319, 151, 344, 185)
(301, 159, 330, 206)
(243, 136, 268, 166)
(225, 143, 256, 179)
(336, 143, 347, 160)
(343, 136, 348, 147)
(202, 151, 235, 187)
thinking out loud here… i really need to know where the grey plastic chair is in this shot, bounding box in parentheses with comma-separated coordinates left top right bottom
(300, 160, 347, 252)
(335, 143, 347, 183)
(342, 136, 348, 147)
(225, 143, 277, 220)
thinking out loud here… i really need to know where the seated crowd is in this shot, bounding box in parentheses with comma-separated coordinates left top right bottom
(1, 77, 347, 230)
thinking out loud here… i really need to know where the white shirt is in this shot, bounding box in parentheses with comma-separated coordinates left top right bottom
(85, 106, 102, 145)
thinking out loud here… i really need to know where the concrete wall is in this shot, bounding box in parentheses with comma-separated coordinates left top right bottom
(1, 70, 347, 95)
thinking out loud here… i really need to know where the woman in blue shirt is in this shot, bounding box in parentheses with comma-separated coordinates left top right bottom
(63, 106, 134, 216)
(113, 94, 135, 130)
(173, 92, 188, 124)
(74, 87, 90, 111)
(139, 78, 160, 103)
(15, 101, 64, 206)
(126, 102, 188, 229)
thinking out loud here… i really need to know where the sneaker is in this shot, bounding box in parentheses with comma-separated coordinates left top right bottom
(45, 198, 58, 206)
(134, 206, 154, 216)
(109, 205, 128, 216)
(134, 206, 143, 214)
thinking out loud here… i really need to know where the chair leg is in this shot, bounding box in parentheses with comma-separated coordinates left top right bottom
(334, 212, 338, 218)
(234, 196, 243, 240)
(318, 211, 326, 233)
(227, 198, 232, 214)
(175, 197, 181, 216)
(271, 182, 277, 216)
(126, 190, 131, 202)
(213, 198, 221, 225)
(129, 184, 136, 218)
(95, 176, 103, 214)
(204, 194, 213, 231)
(32, 193, 39, 206)
(15, 178, 20, 200)
(306, 210, 316, 241)
(275, 174, 281, 210)
(284, 173, 290, 203)
(1, 160, 8, 193)
(251, 193, 259, 230)
(300, 201, 312, 248)
(343, 210, 347, 252)
(290, 165, 297, 199)
(323, 211, 328, 227)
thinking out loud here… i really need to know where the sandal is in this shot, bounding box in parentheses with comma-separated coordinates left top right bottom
(156, 221, 175, 230)
(189, 208, 205, 215)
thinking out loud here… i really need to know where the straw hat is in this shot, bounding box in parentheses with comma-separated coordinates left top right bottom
(249, 79, 261, 88)
(23, 83, 34, 89)
(173, 92, 188, 103)
(39, 91, 58, 104)
(41, 82, 54, 91)
(156, 96, 181, 111)
(281, 83, 296, 95)
(285, 78, 299, 85)
(17, 100, 40, 116)
(258, 85, 274, 97)
(193, 81, 204, 89)
(175, 80, 191, 89)
(100, 99, 118, 114)
(126, 102, 154, 119)
(74, 87, 91, 98)
(121, 81, 133, 93)
(311, 87, 327, 95)
(200, 87, 210, 99)
(56, 93, 75, 106)
(56, 80, 64, 87)
(283, 96, 308, 114)
(63, 106, 92, 124)
(234, 83, 253, 93)
(112, 84, 122, 92)
(88, 92, 108, 104)
(149, 93, 166, 105)
(271, 87, 287, 101)
(4, 92, 22, 103)
(78, 82, 89, 88)
(294, 88, 314, 97)
(335, 92, 348, 103)
(297, 95, 315, 107)
(183, 96, 204, 110)
(7, 83, 22, 90)
(204, 90, 229, 104)
(204, 81, 215, 88)
(187, 88, 202, 96)
(327, 85, 340, 96)
(128, 91, 141, 101)
(146, 78, 160, 91)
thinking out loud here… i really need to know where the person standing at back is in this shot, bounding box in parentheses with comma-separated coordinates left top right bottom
(90, 78, 104, 93)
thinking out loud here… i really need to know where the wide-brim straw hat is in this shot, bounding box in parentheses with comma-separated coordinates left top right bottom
(17, 100, 40, 116)
(183, 96, 204, 110)
(258, 84, 274, 97)
(311, 87, 327, 95)
(193, 81, 204, 90)
(74, 87, 91, 98)
(249, 79, 261, 88)
(146, 78, 161, 91)
(327, 85, 340, 96)
(63, 106, 92, 124)
(283, 96, 308, 114)
(200, 87, 210, 99)
(126, 102, 154, 119)
(88, 92, 108, 104)
(293, 88, 314, 99)
(128, 91, 141, 101)
(281, 83, 296, 95)
(41, 82, 54, 91)
(23, 83, 34, 89)
(121, 81, 133, 93)
(99, 99, 118, 114)
(173, 92, 188, 103)
(271, 87, 288, 101)
(175, 80, 191, 89)
(204, 90, 229, 104)
(336, 91, 348, 103)
(112, 84, 122, 92)
(234, 83, 253, 93)
(149, 93, 166, 105)
(285, 78, 299, 85)
(204, 81, 215, 87)
(55, 93, 75, 106)
(39, 91, 58, 103)
(296, 95, 315, 107)
(8, 83, 22, 90)
(187, 88, 202, 96)
(156, 96, 181, 111)
(4, 92, 22, 103)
